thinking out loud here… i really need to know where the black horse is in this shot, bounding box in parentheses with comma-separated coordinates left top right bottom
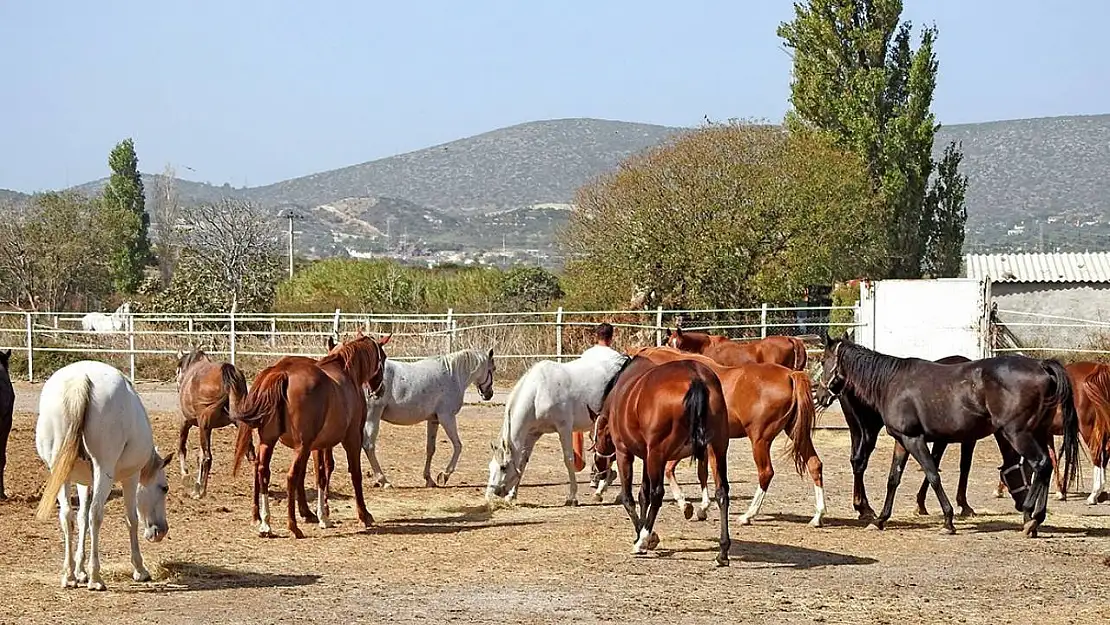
(0, 349, 14, 499)
(817, 353, 980, 519)
(819, 335, 1079, 536)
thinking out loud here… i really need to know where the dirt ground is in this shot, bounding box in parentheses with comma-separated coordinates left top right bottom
(1, 385, 1109, 624)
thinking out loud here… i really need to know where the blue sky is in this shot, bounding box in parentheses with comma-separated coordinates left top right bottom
(1, 1, 1106, 192)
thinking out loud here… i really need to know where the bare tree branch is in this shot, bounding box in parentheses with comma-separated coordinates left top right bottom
(150, 163, 182, 285)
(180, 199, 281, 308)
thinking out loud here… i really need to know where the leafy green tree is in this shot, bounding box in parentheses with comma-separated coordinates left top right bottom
(102, 138, 153, 292)
(498, 266, 563, 311)
(562, 122, 884, 310)
(778, 0, 968, 278)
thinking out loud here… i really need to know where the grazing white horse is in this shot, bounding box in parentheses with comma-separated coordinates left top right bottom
(485, 345, 629, 506)
(80, 302, 131, 333)
(337, 340, 496, 488)
(35, 360, 173, 591)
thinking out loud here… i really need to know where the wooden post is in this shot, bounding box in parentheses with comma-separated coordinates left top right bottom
(269, 318, 277, 348)
(25, 312, 33, 383)
(555, 307, 564, 362)
(445, 308, 455, 352)
(655, 306, 664, 346)
(229, 304, 237, 365)
(128, 313, 136, 380)
(760, 303, 769, 338)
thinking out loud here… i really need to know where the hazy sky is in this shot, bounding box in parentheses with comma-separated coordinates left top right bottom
(2, 1, 1107, 192)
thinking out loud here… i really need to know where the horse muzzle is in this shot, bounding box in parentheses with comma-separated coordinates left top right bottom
(145, 525, 168, 543)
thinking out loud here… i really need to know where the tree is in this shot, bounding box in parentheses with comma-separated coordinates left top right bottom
(0, 192, 113, 311)
(176, 199, 281, 311)
(498, 266, 564, 311)
(102, 138, 153, 292)
(923, 142, 968, 277)
(778, 0, 968, 278)
(562, 122, 885, 310)
(149, 163, 182, 286)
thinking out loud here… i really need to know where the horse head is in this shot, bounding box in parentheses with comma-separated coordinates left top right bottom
(816, 333, 849, 407)
(474, 348, 496, 401)
(485, 438, 519, 502)
(175, 345, 210, 384)
(137, 449, 174, 542)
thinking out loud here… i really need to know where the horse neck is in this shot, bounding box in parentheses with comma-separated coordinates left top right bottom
(839, 343, 904, 410)
(445, 350, 483, 386)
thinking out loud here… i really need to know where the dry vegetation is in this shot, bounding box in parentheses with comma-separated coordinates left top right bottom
(0, 386, 1108, 624)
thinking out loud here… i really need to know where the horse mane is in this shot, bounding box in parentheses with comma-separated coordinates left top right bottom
(442, 348, 487, 377)
(599, 354, 635, 407)
(318, 336, 380, 385)
(837, 340, 912, 410)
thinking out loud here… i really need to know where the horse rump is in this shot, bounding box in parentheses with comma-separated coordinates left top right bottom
(35, 375, 93, 520)
(232, 369, 288, 476)
(1083, 364, 1110, 463)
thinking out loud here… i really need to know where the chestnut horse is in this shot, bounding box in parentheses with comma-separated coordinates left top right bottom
(593, 356, 732, 566)
(232, 334, 388, 538)
(624, 346, 825, 527)
(664, 328, 808, 370)
(175, 348, 254, 498)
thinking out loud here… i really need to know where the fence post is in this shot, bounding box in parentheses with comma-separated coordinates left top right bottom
(188, 317, 194, 336)
(655, 306, 664, 346)
(332, 308, 342, 340)
(128, 313, 136, 381)
(229, 306, 237, 366)
(269, 318, 277, 348)
(760, 303, 769, 338)
(25, 312, 33, 383)
(445, 308, 455, 352)
(555, 306, 564, 362)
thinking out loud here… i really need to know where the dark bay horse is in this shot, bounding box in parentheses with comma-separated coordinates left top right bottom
(820, 336, 1080, 537)
(232, 334, 388, 538)
(665, 328, 808, 370)
(628, 346, 824, 527)
(0, 349, 12, 500)
(819, 354, 981, 519)
(176, 348, 254, 498)
(592, 356, 733, 566)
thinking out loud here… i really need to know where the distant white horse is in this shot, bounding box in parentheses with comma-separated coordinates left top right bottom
(485, 345, 629, 506)
(35, 360, 173, 591)
(81, 302, 131, 333)
(329, 338, 496, 488)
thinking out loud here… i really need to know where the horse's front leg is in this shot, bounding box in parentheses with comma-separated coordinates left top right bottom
(361, 405, 391, 488)
(915, 440, 948, 516)
(1047, 436, 1065, 500)
(177, 419, 192, 479)
(314, 448, 334, 529)
(435, 412, 464, 487)
(255, 443, 276, 537)
(849, 424, 879, 520)
(665, 459, 692, 519)
(121, 475, 151, 582)
(85, 464, 114, 590)
(900, 435, 956, 534)
(557, 425, 580, 506)
(710, 443, 731, 567)
(870, 438, 911, 531)
(956, 441, 977, 516)
(423, 420, 439, 488)
(194, 425, 214, 499)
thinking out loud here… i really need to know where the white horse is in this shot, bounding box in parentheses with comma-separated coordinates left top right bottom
(35, 360, 173, 591)
(330, 339, 496, 488)
(485, 345, 629, 506)
(80, 302, 131, 333)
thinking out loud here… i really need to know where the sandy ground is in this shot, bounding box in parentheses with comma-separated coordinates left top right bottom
(1, 388, 1109, 624)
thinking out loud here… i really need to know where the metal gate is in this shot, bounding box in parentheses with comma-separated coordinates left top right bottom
(856, 278, 991, 360)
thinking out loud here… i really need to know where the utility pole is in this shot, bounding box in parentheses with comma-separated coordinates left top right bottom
(279, 209, 304, 278)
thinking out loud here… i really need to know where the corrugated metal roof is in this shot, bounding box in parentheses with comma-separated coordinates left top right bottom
(964, 252, 1110, 283)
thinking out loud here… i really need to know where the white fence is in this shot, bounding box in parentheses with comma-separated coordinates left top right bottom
(990, 309, 1110, 356)
(0, 305, 858, 382)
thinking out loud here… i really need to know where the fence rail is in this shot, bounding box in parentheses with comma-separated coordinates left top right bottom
(0, 305, 858, 382)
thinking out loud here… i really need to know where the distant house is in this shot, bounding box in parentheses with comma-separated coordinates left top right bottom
(964, 252, 1110, 348)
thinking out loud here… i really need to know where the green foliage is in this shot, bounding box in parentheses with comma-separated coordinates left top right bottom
(561, 122, 884, 310)
(778, 0, 967, 279)
(0, 191, 113, 311)
(827, 282, 862, 339)
(276, 258, 507, 313)
(101, 138, 153, 293)
(498, 266, 564, 311)
(146, 249, 282, 314)
(923, 142, 969, 277)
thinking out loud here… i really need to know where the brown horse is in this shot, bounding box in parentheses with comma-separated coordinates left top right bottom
(664, 328, 808, 370)
(232, 333, 388, 538)
(593, 356, 732, 566)
(995, 360, 1110, 505)
(175, 348, 254, 498)
(628, 346, 825, 527)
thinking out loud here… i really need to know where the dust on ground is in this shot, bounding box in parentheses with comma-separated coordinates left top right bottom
(1, 394, 1108, 624)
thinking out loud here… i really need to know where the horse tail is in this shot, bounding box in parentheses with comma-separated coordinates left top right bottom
(220, 363, 248, 420)
(36, 374, 92, 521)
(683, 376, 711, 463)
(1043, 359, 1081, 492)
(1083, 364, 1110, 466)
(785, 370, 819, 477)
(232, 369, 287, 476)
(791, 337, 808, 371)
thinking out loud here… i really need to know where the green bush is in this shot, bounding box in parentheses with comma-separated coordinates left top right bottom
(828, 282, 861, 339)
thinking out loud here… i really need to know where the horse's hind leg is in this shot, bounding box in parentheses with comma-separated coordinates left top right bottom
(556, 424, 580, 506)
(286, 446, 312, 539)
(901, 435, 956, 534)
(56, 483, 77, 588)
(177, 420, 192, 478)
(711, 445, 731, 567)
(738, 439, 774, 526)
(423, 420, 440, 488)
(193, 425, 214, 499)
(616, 453, 642, 544)
(1002, 430, 1053, 537)
(665, 459, 693, 519)
(956, 441, 977, 516)
(435, 412, 464, 487)
(296, 455, 318, 525)
(915, 441, 948, 516)
(871, 441, 911, 531)
(255, 443, 275, 537)
(72, 484, 91, 585)
(633, 455, 666, 554)
(314, 449, 333, 529)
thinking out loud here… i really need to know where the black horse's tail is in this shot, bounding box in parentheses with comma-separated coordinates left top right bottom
(1044, 359, 1081, 491)
(683, 377, 710, 463)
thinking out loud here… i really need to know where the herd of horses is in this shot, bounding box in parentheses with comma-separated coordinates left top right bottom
(20, 323, 1110, 588)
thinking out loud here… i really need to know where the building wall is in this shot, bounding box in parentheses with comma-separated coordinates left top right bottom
(990, 282, 1110, 348)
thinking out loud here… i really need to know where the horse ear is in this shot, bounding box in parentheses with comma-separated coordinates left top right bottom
(846, 329, 856, 342)
(488, 347, 494, 360)
(0, 349, 9, 365)
(378, 333, 392, 346)
(674, 327, 683, 336)
(176, 349, 184, 360)
(326, 336, 336, 351)
(160, 452, 175, 468)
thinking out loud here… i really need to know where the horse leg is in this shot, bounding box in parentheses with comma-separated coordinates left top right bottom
(616, 452, 642, 544)
(85, 463, 114, 590)
(72, 484, 91, 585)
(120, 474, 151, 582)
(314, 449, 333, 529)
(694, 453, 713, 522)
(900, 435, 957, 534)
(666, 459, 694, 520)
(286, 445, 312, 539)
(870, 440, 911, 531)
(507, 435, 538, 503)
(193, 425, 214, 499)
(361, 404, 391, 488)
(739, 438, 774, 526)
(435, 412, 464, 487)
(255, 443, 275, 537)
(1048, 436, 1065, 501)
(711, 444, 731, 567)
(295, 451, 318, 524)
(633, 455, 665, 555)
(956, 441, 977, 516)
(56, 483, 77, 588)
(787, 427, 827, 528)
(1002, 430, 1053, 537)
(851, 427, 880, 520)
(423, 420, 440, 488)
(557, 425, 580, 506)
(343, 427, 375, 528)
(637, 461, 650, 520)
(915, 441, 947, 516)
(0, 408, 9, 499)
(1088, 445, 1107, 505)
(177, 419, 191, 478)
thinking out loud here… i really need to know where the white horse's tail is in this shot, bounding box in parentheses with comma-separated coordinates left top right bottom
(35, 375, 92, 521)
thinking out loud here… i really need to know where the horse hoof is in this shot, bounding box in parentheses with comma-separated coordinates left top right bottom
(436, 472, 450, 487)
(75, 571, 89, 584)
(865, 523, 883, 531)
(857, 510, 876, 522)
(631, 545, 648, 556)
(682, 503, 694, 520)
(915, 507, 929, 516)
(591, 492, 603, 503)
(563, 498, 579, 507)
(715, 555, 730, 568)
(738, 515, 752, 526)
(645, 532, 660, 550)
(303, 513, 320, 525)
(1055, 492, 1066, 502)
(318, 520, 334, 530)
(291, 529, 306, 539)
(1087, 495, 1101, 506)
(695, 508, 709, 522)
(425, 479, 439, 488)
(133, 569, 152, 583)
(809, 517, 824, 528)
(959, 507, 976, 517)
(62, 577, 77, 589)
(87, 580, 107, 592)
(941, 526, 956, 536)
(1022, 520, 1039, 538)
